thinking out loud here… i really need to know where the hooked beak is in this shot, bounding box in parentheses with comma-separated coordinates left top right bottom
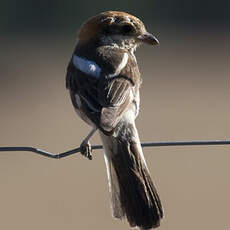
(137, 32, 159, 46)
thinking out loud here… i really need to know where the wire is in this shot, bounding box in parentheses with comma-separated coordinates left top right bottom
(1, 140, 230, 159)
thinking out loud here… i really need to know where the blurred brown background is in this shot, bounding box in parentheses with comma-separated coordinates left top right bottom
(1, 1, 230, 230)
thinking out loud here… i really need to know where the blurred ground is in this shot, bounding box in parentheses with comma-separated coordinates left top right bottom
(0, 26, 230, 230)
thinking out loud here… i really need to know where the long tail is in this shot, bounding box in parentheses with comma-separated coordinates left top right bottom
(99, 121, 163, 229)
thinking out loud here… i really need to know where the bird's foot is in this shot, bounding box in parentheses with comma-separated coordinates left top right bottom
(80, 141, 92, 160)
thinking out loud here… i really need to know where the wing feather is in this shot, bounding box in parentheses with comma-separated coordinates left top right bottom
(99, 78, 133, 133)
(66, 47, 140, 135)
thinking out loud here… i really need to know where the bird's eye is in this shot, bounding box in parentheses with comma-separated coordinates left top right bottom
(121, 24, 133, 34)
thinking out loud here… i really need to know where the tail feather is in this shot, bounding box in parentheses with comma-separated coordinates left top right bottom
(104, 153, 125, 218)
(100, 122, 163, 229)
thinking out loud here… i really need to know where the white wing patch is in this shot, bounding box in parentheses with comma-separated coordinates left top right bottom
(73, 55, 101, 78)
(109, 52, 129, 78)
(73, 52, 128, 79)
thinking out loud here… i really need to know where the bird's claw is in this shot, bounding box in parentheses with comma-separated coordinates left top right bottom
(80, 141, 92, 160)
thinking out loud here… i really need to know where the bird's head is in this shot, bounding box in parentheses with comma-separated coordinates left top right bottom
(78, 11, 159, 52)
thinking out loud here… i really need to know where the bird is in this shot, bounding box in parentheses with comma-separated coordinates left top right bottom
(66, 11, 163, 230)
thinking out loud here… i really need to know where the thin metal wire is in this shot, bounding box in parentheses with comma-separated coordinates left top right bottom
(1, 140, 230, 159)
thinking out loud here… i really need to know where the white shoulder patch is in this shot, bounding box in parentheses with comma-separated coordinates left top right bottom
(73, 55, 101, 78)
(109, 52, 129, 78)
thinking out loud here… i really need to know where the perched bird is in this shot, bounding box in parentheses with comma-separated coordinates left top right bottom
(66, 11, 163, 229)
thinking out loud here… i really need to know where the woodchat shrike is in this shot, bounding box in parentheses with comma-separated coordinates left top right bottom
(66, 11, 163, 230)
